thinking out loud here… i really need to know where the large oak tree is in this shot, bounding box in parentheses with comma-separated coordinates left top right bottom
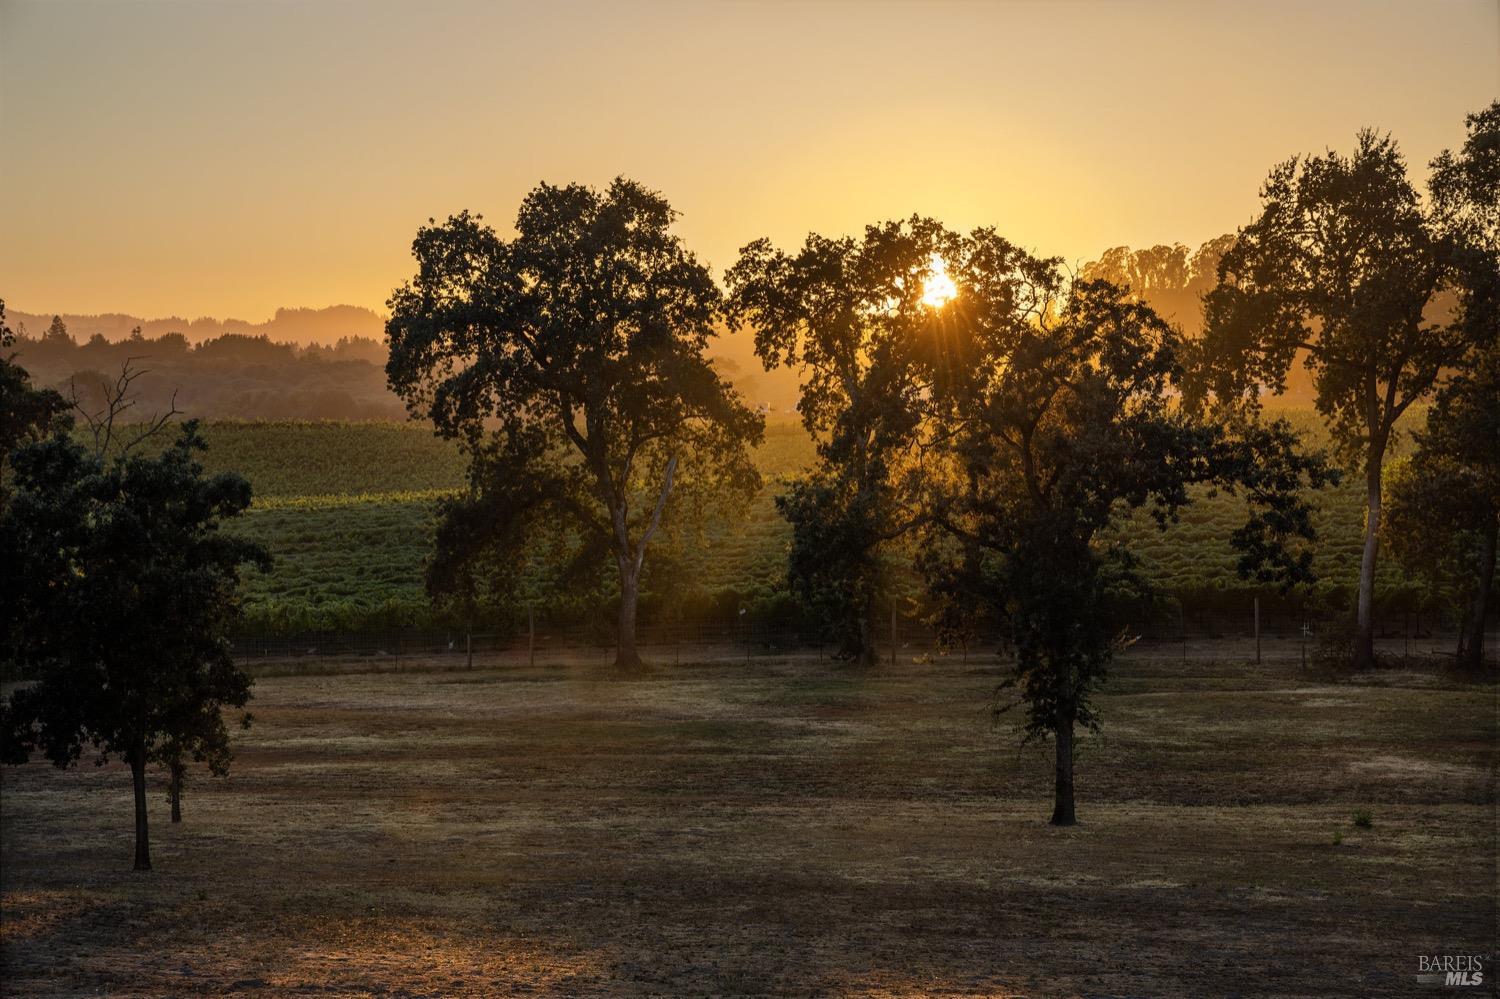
(919, 232, 1332, 824)
(1194, 131, 1472, 668)
(386, 179, 762, 668)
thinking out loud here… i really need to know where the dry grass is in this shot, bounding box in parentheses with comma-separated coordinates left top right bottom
(2, 654, 1495, 997)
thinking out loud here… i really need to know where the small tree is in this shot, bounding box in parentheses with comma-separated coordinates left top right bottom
(67, 355, 182, 460)
(726, 218, 952, 662)
(920, 233, 1332, 824)
(0, 423, 268, 869)
(1195, 130, 1472, 667)
(43, 314, 71, 344)
(386, 179, 762, 668)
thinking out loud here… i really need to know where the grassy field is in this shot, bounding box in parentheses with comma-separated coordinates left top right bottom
(1, 653, 1493, 996)
(164, 415, 1417, 633)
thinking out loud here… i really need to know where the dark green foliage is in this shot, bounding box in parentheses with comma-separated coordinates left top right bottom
(0, 422, 269, 869)
(726, 218, 950, 663)
(1429, 101, 1500, 352)
(774, 472, 888, 654)
(1386, 341, 1500, 669)
(0, 299, 70, 505)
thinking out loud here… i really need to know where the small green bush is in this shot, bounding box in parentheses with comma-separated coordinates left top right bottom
(1352, 809, 1373, 829)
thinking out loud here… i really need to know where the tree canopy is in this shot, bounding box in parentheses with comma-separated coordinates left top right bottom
(726, 218, 953, 661)
(0, 299, 70, 506)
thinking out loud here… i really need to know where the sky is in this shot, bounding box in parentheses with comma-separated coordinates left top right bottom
(2, 0, 1497, 322)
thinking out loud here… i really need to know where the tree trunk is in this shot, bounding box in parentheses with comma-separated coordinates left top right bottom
(130, 749, 151, 871)
(606, 455, 675, 673)
(855, 612, 876, 667)
(615, 560, 643, 670)
(1354, 454, 1382, 669)
(1050, 712, 1076, 826)
(1459, 517, 1498, 671)
(169, 758, 183, 824)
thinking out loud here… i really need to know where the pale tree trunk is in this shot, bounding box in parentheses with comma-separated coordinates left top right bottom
(610, 455, 676, 671)
(130, 746, 151, 871)
(1050, 710, 1076, 826)
(615, 558, 643, 670)
(1354, 453, 1382, 669)
(1459, 517, 1497, 671)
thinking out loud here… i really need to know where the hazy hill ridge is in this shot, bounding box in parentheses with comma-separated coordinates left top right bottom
(7, 304, 386, 346)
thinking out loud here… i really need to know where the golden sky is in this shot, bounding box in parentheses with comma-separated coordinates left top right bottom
(2, 0, 1497, 321)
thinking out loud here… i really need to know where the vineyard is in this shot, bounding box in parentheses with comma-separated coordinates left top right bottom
(168, 414, 1428, 635)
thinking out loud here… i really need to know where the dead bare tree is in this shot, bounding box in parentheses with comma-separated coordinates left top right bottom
(68, 351, 182, 459)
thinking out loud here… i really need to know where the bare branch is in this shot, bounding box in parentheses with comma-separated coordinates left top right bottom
(69, 358, 183, 459)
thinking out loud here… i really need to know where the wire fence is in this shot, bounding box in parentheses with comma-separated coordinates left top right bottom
(229, 608, 1494, 670)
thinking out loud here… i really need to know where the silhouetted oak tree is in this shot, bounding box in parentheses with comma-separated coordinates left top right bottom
(1384, 103, 1500, 671)
(920, 233, 1332, 824)
(1, 423, 267, 869)
(386, 179, 762, 668)
(1429, 101, 1499, 313)
(726, 218, 953, 663)
(1195, 131, 1472, 668)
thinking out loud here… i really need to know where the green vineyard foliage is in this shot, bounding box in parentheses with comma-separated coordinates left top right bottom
(159, 415, 1428, 635)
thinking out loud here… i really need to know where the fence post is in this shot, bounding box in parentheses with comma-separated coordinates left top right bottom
(528, 605, 536, 668)
(466, 628, 473, 670)
(1254, 597, 1261, 665)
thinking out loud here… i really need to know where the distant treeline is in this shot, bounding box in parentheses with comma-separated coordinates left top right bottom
(10, 322, 406, 421)
(5, 304, 386, 346)
(6, 315, 809, 422)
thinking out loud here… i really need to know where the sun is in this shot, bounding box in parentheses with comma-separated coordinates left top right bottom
(921, 254, 957, 308)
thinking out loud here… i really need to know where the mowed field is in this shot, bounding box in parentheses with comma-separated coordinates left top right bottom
(2, 654, 1493, 997)
(176, 414, 1400, 634)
